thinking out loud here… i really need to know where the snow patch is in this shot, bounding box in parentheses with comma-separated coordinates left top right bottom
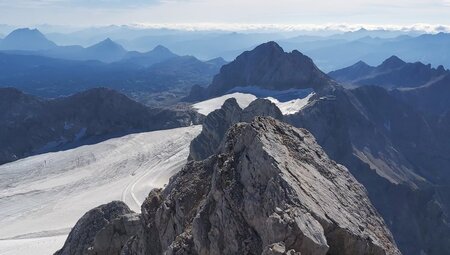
(267, 92, 315, 115)
(228, 86, 313, 101)
(0, 235, 68, 255)
(193, 90, 315, 116)
(193, 92, 257, 115)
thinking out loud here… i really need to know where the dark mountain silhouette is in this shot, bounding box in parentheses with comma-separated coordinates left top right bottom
(208, 41, 335, 96)
(185, 41, 336, 101)
(83, 38, 128, 62)
(205, 56, 228, 66)
(120, 45, 178, 67)
(39, 38, 128, 63)
(0, 87, 202, 165)
(0, 28, 57, 51)
(329, 56, 449, 88)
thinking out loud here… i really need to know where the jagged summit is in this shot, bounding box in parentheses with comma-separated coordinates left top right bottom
(201, 41, 336, 98)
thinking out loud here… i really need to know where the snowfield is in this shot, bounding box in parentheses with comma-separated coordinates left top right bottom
(266, 92, 314, 115)
(193, 92, 257, 115)
(193, 91, 314, 116)
(0, 125, 201, 255)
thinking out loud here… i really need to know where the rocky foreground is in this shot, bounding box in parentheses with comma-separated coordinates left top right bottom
(56, 117, 399, 255)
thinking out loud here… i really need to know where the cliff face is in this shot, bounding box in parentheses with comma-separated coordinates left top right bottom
(286, 86, 450, 254)
(58, 117, 399, 255)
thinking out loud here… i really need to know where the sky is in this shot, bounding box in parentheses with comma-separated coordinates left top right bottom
(0, 0, 450, 30)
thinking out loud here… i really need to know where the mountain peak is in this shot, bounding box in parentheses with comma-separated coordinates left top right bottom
(0, 27, 56, 51)
(380, 55, 406, 69)
(95, 38, 120, 47)
(103, 37, 114, 43)
(9, 28, 40, 35)
(252, 41, 284, 54)
(152, 45, 171, 52)
(204, 41, 335, 98)
(354, 60, 370, 66)
(84, 38, 127, 62)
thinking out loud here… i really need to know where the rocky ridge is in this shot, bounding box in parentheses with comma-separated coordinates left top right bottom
(329, 56, 449, 89)
(57, 117, 400, 255)
(0, 87, 203, 165)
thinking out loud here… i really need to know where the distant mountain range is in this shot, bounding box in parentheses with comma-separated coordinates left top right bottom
(0, 28, 224, 65)
(3, 27, 450, 73)
(329, 55, 449, 88)
(280, 32, 450, 72)
(0, 46, 224, 106)
(0, 87, 202, 165)
(326, 55, 450, 118)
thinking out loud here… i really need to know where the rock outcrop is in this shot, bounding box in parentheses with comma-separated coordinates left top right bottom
(188, 97, 283, 160)
(55, 201, 135, 255)
(58, 117, 400, 255)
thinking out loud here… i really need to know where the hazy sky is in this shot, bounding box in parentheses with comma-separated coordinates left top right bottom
(1, 0, 449, 28)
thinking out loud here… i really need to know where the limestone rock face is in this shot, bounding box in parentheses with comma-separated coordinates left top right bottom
(131, 117, 399, 255)
(90, 213, 141, 255)
(188, 98, 283, 161)
(57, 117, 400, 255)
(55, 201, 133, 255)
(188, 98, 242, 161)
(206, 42, 336, 98)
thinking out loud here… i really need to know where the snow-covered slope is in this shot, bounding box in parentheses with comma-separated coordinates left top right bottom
(0, 125, 201, 254)
(193, 91, 314, 116)
(266, 92, 315, 115)
(193, 92, 257, 115)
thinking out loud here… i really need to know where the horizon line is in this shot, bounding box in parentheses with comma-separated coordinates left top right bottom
(1, 22, 450, 34)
